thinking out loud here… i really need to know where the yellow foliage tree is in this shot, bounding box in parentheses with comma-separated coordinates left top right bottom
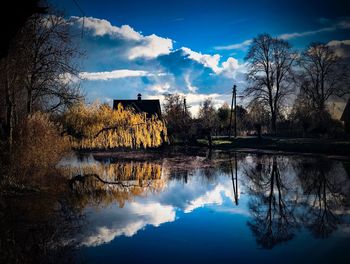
(63, 102, 168, 149)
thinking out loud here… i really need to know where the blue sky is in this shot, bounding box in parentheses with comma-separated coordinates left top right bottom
(51, 0, 350, 115)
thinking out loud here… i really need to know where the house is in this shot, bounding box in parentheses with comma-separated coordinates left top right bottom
(340, 99, 350, 133)
(113, 93, 162, 118)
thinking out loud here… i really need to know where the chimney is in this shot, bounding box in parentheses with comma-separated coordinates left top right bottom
(137, 93, 142, 101)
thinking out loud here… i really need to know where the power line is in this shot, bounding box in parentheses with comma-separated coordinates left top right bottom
(72, 0, 85, 15)
(72, 0, 85, 37)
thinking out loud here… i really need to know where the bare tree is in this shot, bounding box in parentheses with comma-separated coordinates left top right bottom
(163, 94, 191, 141)
(19, 13, 82, 114)
(217, 102, 230, 134)
(245, 34, 296, 134)
(247, 101, 270, 138)
(0, 49, 26, 145)
(298, 42, 350, 111)
(198, 98, 218, 130)
(0, 9, 82, 145)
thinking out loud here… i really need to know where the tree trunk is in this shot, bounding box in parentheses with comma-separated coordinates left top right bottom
(5, 71, 14, 148)
(5, 94, 13, 147)
(271, 112, 277, 136)
(26, 88, 32, 114)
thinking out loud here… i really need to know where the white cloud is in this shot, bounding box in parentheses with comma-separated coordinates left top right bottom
(182, 47, 222, 73)
(71, 16, 142, 40)
(184, 74, 198, 93)
(278, 26, 335, 40)
(328, 39, 350, 46)
(327, 39, 350, 58)
(80, 69, 152, 81)
(221, 57, 240, 78)
(181, 47, 240, 77)
(147, 83, 171, 94)
(129, 34, 173, 59)
(214, 39, 252, 51)
(70, 16, 173, 59)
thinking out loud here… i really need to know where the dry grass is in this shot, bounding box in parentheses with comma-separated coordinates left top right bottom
(5, 112, 71, 187)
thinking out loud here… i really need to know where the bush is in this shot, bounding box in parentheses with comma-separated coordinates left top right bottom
(9, 112, 70, 184)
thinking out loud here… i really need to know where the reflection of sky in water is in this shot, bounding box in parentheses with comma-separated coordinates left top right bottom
(62, 153, 350, 264)
(77, 170, 244, 247)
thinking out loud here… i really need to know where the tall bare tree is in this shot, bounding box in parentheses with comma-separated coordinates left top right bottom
(0, 10, 82, 145)
(298, 42, 350, 111)
(245, 34, 296, 134)
(20, 13, 82, 114)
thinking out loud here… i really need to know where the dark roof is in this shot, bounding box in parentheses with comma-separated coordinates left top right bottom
(341, 99, 350, 122)
(113, 99, 162, 118)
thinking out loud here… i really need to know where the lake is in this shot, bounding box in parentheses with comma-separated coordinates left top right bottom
(2, 150, 350, 263)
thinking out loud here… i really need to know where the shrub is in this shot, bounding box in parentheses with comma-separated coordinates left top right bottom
(9, 112, 70, 183)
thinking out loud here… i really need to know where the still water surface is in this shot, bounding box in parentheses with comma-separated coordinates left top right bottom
(3, 151, 350, 263)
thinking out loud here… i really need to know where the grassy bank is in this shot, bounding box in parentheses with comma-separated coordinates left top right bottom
(196, 136, 350, 156)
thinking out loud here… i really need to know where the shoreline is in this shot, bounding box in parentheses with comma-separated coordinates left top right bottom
(77, 142, 350, 162)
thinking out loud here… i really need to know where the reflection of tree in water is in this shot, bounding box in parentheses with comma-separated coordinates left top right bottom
(64, 161, 165, 209)
(295, 159, 350, 238)
(244, 155, 298, 249)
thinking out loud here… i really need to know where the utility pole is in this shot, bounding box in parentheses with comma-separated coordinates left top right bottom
(234, 85, 237, 138)
(183, 98, 191, 117)
(229, 84, 236, 139)
(183, 98, 187, 116)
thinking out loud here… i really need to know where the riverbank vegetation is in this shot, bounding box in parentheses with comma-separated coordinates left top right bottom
(0, 3, 81, 191)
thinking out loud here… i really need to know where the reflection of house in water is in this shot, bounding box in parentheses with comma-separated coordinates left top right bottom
(113, 93, 162, 118)
(341, 99, 350, 134)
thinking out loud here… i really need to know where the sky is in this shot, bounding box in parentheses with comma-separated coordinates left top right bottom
(50, 0, 350, 115)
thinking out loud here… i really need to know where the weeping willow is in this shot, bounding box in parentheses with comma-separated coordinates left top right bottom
(63, 102, 168, 149)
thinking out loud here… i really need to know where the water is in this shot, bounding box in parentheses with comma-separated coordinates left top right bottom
(2, 151, 350, 263)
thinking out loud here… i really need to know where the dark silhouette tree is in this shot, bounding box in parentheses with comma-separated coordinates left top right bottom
(19, 14, 82, 114)
(162, 93, 192, 142)
(246, 101, 270, 139)
(198, 98, 218, 145)
(245, 34, 296, 135)
(217, 102, 230, 134)
(298, 42, 350, 112)
(0, 9, 82, 146)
